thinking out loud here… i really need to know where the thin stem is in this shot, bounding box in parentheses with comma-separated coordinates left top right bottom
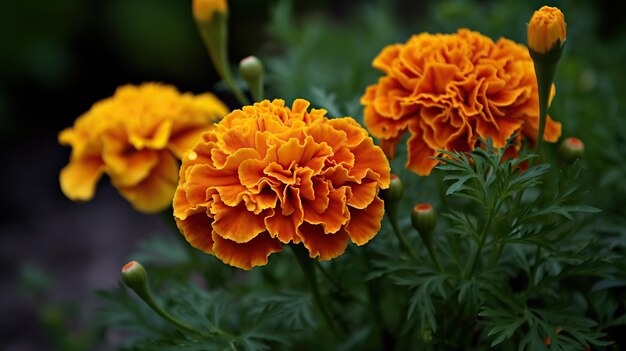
(532, 61, 557, 156)
(359, 246, 395, 349)
(491, 189, 525, 266)
(388, 214, 419, 261)
(525, 246, 543, 300)
(198, 15, 249, 106)
(140, 287, 213, 337)
(290, 244, 344, 339)
(314, 261, 367, 307)
(422, 235, 444, 272)
(467, 205, 495, 278)
(131, 274, 234, 340)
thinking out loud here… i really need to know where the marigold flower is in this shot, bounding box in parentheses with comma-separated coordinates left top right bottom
(59, 83, 229, 213)
(528, 6, 566, 55)
(173, 99, 391, 269)
(361, 28, 562, 176)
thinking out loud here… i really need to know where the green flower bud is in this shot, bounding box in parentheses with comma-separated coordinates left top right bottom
(239, 56, 265, 101)
(121, 260, 149, 294)
(239, 56, 264, 81)
(411, 203, 437, 235)
(558, 137, 584, 163)
(381, 174, 403, 203)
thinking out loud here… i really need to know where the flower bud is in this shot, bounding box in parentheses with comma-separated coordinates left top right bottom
(121, 260, 148, 294)
(411, 203, 437, 235)
(239, 56, 265, 101)
(528, 6, 566, 55)
(381, 174, 403, 203)
(239, 56, 264, 81)
(558, 137, 584, 163)
(193, 0, 228, 23)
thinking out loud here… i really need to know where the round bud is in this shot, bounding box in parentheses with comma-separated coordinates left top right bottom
(381, 174, 403, 203)
(558, 137, 584, 163)
(121, 260, 148, 293)
(239, 56, 264, 81)
(411, 203, 437, 235)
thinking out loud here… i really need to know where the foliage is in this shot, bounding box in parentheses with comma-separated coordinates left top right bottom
(32, 0, 626, 350)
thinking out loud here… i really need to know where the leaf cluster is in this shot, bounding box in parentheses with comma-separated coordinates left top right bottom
(368, 138, 625, 349)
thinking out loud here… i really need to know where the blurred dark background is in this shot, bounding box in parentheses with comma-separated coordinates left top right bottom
(1, 0, 624, 350)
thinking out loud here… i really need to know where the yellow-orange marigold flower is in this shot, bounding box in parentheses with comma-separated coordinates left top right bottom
(528, 6, 566, 54)
(173, 99, 391, 270)
(59, 83, 228, 213)
(361, 28, 562, 176)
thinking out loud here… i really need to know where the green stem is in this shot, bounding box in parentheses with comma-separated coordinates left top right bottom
(138, 286, 212, 337)
(467, 205, 495, 278)
(198, 14, 249, 106)
(525, 246, 543, 300)
(388, 214, 419, 262)
(532, 60, 557, 156)
(248, 74, 264, 102)
(360, 246, 395, 349)
(422, 234, 444, 272)
(314, 261, 367, 307)
(130, 272, 233, 339)
(290, 244, 344, 339)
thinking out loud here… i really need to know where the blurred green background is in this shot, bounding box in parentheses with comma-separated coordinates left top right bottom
(1, 0, 625, 349)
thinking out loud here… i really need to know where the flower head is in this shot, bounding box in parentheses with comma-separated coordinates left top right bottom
(361, 28, 562, 176)
(173, 99, 391, 270)
(59, 83, 228, 212)
(528, 6, 566, 54)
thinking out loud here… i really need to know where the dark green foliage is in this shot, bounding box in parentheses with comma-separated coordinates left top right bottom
(80, 0, 626, 350)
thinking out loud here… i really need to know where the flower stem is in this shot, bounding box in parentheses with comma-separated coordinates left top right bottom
(290, 244, 344, 339)
(387, 214, 419, 262)
(314, 260, 367, 307)
(422, 234, 444, 272)
(532, 60, 557, 155)
(197, 14, 249, 106)
(127, 265, 233, 340)
(467, 205, 495, 278)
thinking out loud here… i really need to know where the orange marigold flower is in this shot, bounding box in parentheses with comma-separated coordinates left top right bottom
(173, 99, 391, 270)
(361, 28, 562, 176)
(59, 83, 229, 213)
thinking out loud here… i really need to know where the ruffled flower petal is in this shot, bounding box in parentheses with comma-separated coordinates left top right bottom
(59, 156, 104, 201)
(298, 223, 350, 261)
(115, 150, 179, 213)
(362, 28, 562, 176)
(174, 99, 390, 269)
(176, 210, 214, 253)
(345, 196, 385, 245)
(58, 83, 228, 213)
(212, 231, 283, 270)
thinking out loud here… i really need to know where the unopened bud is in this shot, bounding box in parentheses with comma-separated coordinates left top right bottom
(528, 6, 566, 55)
(239, 56, 264, 81)
(411, 203, 437, 235)
(558, 137, 584, 163)
(121, 260, 148, 294)
(193, 0, 228, 23)
(381, 174, 403, 203)
(239, 56, 265, 101)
